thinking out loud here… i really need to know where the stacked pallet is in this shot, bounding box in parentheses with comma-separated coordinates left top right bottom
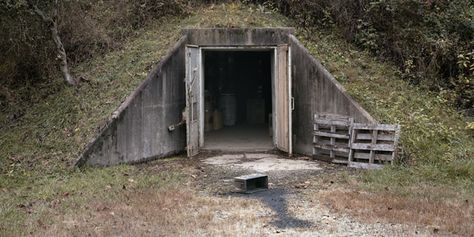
(348, 123, 400, 169)
(313, 114, 353, 164)
(313, 114, 401, 169)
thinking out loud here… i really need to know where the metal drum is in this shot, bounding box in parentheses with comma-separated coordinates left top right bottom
(219, 93, 237, 126)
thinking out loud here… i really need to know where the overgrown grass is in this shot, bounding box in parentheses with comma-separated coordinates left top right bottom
(0, 2, 473, 235)
(295, 29, 473, 195)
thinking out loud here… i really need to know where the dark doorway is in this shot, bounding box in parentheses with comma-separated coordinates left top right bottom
(203, 50, 273, 151)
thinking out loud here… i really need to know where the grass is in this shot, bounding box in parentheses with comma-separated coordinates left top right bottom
(317, 187, 473, 235)
(294, 28, 473, 192)
(0, 3, 291, 235)
(0, 2, 473, 236)
(0, 163, 184, 236)
(296, 27, 473, 234)
(0, 3, 290, 176)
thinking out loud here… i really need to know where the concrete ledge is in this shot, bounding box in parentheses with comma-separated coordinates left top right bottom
(183, 27, 295, 46)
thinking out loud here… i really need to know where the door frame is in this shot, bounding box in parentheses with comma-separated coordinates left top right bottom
(187, 45, 292, 154)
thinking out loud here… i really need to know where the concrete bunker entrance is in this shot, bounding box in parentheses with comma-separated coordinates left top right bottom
(185, 44, 292, 157)
(77, 28, 377, 167)
(202, 49, 274, 152)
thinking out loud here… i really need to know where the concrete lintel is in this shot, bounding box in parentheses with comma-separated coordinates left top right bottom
(183, 27, 295, 46)
(181, 27, 295, 34)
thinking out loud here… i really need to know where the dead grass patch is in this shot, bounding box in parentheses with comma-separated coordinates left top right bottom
(34, 187, 270, 237)
(318, 188, 474, 236)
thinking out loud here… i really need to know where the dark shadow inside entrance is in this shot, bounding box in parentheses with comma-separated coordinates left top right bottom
(203, 50, 273, 151)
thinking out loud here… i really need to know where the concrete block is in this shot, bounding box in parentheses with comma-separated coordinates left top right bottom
(234, 173, 268, 193)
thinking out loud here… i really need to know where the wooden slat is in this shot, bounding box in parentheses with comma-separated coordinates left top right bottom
(332, 159, 349, 164)
(351, 143, 395, 152)
(314, 144, 349, 153)
(352, 123, 400, 131)
(314, 131, 350, 139)
(348, 128, 356, 163)
(313, 123, 320, 157)
(353, 152, 370, 160)
(330, 125, 336, 158)
(314, 114, 352, 121)
(353, 152, 392, 161)
(369, 130, 378, 163)
(356, 133, 395, 141)
(314, 140, 351, 148)
(315, 119, 352, 127)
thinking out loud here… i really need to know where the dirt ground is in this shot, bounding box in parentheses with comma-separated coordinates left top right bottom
(192, 151, 437, 236)
(33, 152, 463, 236)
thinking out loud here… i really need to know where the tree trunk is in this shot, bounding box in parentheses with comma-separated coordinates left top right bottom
(32, 3, 76, 85)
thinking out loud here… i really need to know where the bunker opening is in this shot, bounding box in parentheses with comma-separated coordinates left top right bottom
(203, 49, 273, 151)
(185, 45, 292, 157)
(77, 28, 379, 167)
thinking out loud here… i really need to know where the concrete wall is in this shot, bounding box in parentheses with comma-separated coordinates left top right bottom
(77, 28, 376, 166)
(183, 28, 294, 46)
(76, 36, 188, 166)
(289, 35, 376, 155)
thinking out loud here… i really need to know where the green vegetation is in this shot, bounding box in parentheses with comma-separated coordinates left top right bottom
(0, 4, 291, 234)
(296, 29, 473, 195)
(0, 3, 290, 176)
(252, 0, 474, 111)
(0, 2, 473, 235)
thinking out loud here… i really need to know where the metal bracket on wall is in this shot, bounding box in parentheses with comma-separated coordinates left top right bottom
(168, 110, 187, 132)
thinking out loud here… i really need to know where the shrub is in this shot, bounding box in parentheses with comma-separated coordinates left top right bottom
(250, 0, 474, 111)
(0, 0, 191, 115)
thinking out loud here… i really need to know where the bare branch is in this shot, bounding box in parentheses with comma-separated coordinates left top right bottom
(29, 2, 76, 86)
(32, 4, 51, 22)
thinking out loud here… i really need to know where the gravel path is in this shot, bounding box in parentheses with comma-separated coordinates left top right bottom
(194, 152, 433, 236)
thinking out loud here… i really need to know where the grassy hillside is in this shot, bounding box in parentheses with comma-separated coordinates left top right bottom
(0, 3, 473, 235)
(0, 3, 290, 176)
(296, 30, 473, 194)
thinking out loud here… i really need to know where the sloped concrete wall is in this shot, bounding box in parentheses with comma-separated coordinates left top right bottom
(289, 35, 376, 156)
(76, 36, 188, 166)
(77, 28, 377, 166)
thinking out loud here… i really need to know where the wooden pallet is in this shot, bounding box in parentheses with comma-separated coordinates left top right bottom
(348, 123, 401, 169)
(313, 114, 354, 164)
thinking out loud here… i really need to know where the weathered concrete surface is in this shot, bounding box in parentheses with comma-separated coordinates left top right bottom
(203, 153, 322, 173)
(204, 125, 273, 152)
(76, 36, 188, 166)
(289, 35, 376, 156)
(183, 28, 294, 46)
(77, 28, 376, 166)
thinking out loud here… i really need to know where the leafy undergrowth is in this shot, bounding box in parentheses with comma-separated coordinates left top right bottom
(0, 2, 473, 235)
